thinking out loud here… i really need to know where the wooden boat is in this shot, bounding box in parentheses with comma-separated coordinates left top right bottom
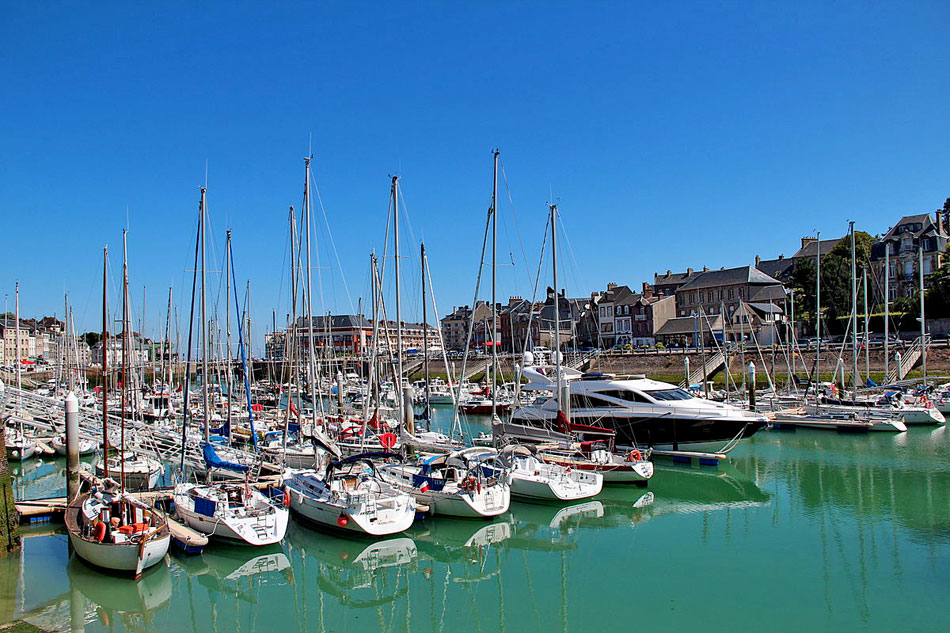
(65, 488, 170, 578)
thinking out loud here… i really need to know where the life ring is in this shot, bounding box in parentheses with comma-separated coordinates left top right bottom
(283, 487, 292, 508)
(94, 521, 107, 542)
(627, 450, 642, 462)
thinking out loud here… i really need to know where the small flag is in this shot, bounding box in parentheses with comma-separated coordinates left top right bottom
(419, 481, 430, 493)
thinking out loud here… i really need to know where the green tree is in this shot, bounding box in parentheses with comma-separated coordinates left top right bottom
(82, 331, 101, 348)
(787, 231, 874, 334)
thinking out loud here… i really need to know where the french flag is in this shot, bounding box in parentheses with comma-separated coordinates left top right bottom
(419, 480, 430, 493)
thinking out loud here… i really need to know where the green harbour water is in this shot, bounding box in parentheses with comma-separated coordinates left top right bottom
(2, 413, 948, 633)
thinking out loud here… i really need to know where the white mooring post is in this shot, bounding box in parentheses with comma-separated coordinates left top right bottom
(65, 391, 80, 501)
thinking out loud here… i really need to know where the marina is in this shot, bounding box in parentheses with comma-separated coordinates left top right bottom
(2, 410, 948, 632)
(4, 4, 950, 632)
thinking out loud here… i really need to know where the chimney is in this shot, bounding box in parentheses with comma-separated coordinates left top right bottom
(607, 282, 617, 290)
(703, 266, 709, 272)
(642, 282, 654, 299)
(778, 254, 784, 260)
(754, 255, 761, 267)
(666, 269, 672, 276)
(686, 267, 693, 275)
(937, 211, 943, 235)
(801, 236, 817, 250)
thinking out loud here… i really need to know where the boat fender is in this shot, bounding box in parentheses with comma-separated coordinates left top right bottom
(337, 514, 349, 528)
(477, 481, 482, 494)
(94, 520, 107, 542)
(283, 487, 292, 508)
(627, 450, 642, 462)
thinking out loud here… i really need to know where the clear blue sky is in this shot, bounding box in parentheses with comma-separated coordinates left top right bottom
(2, 2, 949, 354)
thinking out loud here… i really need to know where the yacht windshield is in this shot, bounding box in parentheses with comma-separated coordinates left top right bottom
(643, 388, 693, 401)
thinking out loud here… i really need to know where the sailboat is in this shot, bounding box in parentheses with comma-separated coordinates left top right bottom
(173, 190, 289, 547)
(173, 475, 289, 546)
(400, 242, 466, 454)
(498, 444, 603, 502)
(4, 424, 38, 461)
(67, 240, 170, 577)
(284, 451, 416, 536)
(379, 446, 511, 518)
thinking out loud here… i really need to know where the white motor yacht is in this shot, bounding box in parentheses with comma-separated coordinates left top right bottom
(510, 367, 767, 453)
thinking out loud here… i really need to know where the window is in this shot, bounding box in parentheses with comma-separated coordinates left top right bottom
(570, 393, 623, 409)
(643, 388, 694, 401)
(595, 389, 652, 403)
(728, 288, 734, 300)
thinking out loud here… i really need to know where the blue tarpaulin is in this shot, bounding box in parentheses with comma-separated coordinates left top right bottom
(194, 496, 216, 517)
(202, 441, 250, 473)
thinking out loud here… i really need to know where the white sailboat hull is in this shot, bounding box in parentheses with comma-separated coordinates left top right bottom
(509, 472, 603, 502)
(68, 531, 170, 575)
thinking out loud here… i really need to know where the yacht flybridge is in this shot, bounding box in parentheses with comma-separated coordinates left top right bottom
(510, 365, 767, 453)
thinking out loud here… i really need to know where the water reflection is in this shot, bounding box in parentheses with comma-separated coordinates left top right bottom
(736, 428, 950, 544)
(5, 426, 949, 633)
(67, 555, 172, 629)
(286, 523, 416, 609)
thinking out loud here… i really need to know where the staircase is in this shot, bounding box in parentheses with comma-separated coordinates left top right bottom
(565, 349, 599, 371)
(679, 350, 727, 388)
(883, 336, 927, 384)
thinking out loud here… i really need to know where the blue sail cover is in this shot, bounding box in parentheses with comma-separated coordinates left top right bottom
(210, 420, 230, 438)
(201, 441, 249, 473)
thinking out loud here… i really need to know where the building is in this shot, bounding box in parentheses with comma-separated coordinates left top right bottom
(440, 302, 493, 351)
(655, 314, 725, 348)
(870, 212, 948, 301)
(595, 284, 633, 349)
(675, 265, 786, 318)
(90, 334, 148, 367)
(0, 319, 34, 364)
(267, 315, 440, 360)
(653, 269, 704, 299)
(614, 287, 676, 347)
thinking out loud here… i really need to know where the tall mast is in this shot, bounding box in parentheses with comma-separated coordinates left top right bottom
(165, 287, 173, 396)
(120, 230, 130, 492)
(304, 156, 318, 430)
(101, 247, 110, 476)
(863, 268, 869, 383)
(815, 231, 822, 409)
(850, 221, 858, 392)
(920, 244, 927, 382)
(421, 242, 430, 427)
(551, 203, 563, 412)
(490, 150, 499, 419)
(884, 247, 890, 379)
(199, 187, 209, 442)
(392, 176, 404, 425)
(14, 282, 20, 392)
(225, 230, 233, 428)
